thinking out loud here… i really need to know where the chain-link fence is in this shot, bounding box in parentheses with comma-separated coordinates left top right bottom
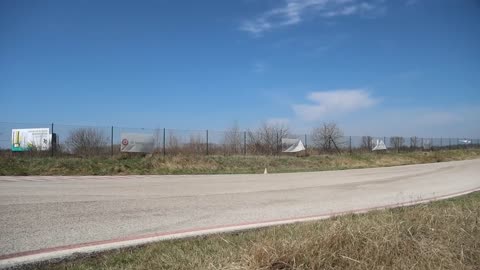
(1, 122, 479, 158)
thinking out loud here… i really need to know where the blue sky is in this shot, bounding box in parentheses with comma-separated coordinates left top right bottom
(1, 0, 479, 137)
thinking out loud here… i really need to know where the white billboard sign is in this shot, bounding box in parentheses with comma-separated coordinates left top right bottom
(12, 128, 51, 151)
(120, 133, 154, 153)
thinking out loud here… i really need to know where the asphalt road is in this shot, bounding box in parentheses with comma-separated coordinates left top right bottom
(1, 159, 479, 261)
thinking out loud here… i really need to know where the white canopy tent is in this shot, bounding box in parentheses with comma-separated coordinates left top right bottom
(282, 138, 306, 153)
(372, 139, 387, 151)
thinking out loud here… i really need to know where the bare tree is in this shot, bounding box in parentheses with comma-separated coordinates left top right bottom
(361, 136, 373, 151)
(410, 136, 420, 150)
(311, 122, 344, 153)
(167, 131, 180, 155)
(153, 128, 162, 152)
(65, 128, 108, 156)
(224, 121, 242, 155)
(247, 122, 289, 155)
(186, 133, 205, 154)
(390, 137, 405, 152)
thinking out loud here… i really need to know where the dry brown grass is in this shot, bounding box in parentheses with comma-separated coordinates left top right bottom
(25, 192, 480, 270)
(1, 149, 479, 176)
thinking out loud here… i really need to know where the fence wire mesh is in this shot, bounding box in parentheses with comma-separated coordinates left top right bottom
(1, 122, 479, 157)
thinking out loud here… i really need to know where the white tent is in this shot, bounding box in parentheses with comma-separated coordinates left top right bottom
(372, 139, 387, 151)
(282, 138, 306, 153)
(423, 139, 432, 150)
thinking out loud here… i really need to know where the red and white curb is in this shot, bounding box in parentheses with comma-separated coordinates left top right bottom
(1, 187, 479, 269)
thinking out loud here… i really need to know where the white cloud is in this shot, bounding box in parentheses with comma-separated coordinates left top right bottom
(322, 2, 374, 17)
(293, 89, 378, 121)
(240, 0, 382, 35)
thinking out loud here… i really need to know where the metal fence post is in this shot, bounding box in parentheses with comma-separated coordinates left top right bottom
(206, 130, 209, 155)
(111, 126, 114, 157)
(349, 136, 352, 154)
(51, 123, 54, 157)
(276, 132, 279, 155)
(163, 128, 166, 157)
(244, 131, 247, 156)
(305, 134, 307, 153)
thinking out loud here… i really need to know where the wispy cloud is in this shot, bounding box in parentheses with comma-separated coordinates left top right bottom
(414, 111, 462, 126)
(341, 107, 478, 137)
(322, 2, 375, 17)
(272, 33, 350, 57)
(252, 61, 267, 73)
(240, 0, 384, 35)
(266, 117, 290, 126)
(405, 0, 419, 6)
(293, 89, 379, 121)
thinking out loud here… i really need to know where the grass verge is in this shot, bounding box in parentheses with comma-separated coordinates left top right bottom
(22, 191, 480, 270)
(1, 149, 479, 176)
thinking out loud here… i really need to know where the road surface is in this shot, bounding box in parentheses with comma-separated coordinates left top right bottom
(0, 159, 479, 267)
